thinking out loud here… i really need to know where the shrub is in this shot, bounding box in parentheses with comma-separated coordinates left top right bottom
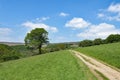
(2, 50, 20, 61)
(79, 40, 93, 47)
(93, 38, 103, 45)
(0, 44, 21, 62)
(106, 34, 120, 43)
(41, 43, 69, 53)
(0, 44, 12, 57)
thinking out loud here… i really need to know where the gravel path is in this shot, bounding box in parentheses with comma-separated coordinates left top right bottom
(71, 50, 120, 80)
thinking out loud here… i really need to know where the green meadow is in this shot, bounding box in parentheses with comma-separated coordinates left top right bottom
(75, 42, 120, 69)
(0, 50, 97, 80)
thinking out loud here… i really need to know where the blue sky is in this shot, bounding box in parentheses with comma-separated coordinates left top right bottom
(0, 0, 120, 43)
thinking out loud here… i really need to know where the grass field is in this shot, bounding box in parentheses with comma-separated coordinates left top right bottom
(0, 50, 97, 80)
(75, 42, 120, 69)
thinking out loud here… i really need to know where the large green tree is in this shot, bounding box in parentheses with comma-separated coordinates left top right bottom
(24, 28, 48, 54)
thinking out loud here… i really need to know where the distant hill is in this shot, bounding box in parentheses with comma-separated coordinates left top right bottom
(0, 41, 79, 46)
(0, 42, 24, 46)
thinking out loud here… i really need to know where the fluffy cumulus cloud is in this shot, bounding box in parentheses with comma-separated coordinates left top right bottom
(65, 17, 90, 29)
(59, 12, 69, 17)
(77, 23, 120, 39)
(98, 3, 120, 21)
(66, 17, 120, 39)
(22, 21, 58, 32)
(108, 3, 120, 13)
(0, 28, 12, 41)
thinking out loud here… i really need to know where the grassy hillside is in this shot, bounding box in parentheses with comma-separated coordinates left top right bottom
(0, 50, 97, 80)
(75, 42, 120, 69)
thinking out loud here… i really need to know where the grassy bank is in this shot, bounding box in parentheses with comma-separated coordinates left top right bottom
(0, 50, 97, 80)
(75, 42, 120, 69)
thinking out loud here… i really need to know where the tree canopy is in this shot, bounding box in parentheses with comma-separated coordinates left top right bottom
(93, 38, 103, 45)
(24, 28, 48, 54)
(106, 34, 120, 43)
(79, 40, 93, 47)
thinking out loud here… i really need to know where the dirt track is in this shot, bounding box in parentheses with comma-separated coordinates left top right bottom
(71, 50, 120, 80)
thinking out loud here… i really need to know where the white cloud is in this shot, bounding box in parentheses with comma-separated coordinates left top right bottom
(0, 28, 12, 35)
(97, 13, 105, 18)
(77, 23, 120, 39)
(66, 17, 120, 40)
(108, 3, 120, 13)
(36, 17, 49, 22)
(98, 3, 120, 21)
(0, 28, 12, 42)
(65, 17, 90, 29)
(59, 12, 69, 17)
(22, 21, 58, 32)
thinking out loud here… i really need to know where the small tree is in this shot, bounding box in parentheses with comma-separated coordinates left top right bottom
(79, 40, 93, 47)
(93, 38, 102, 45)
(24, 28, 48, 54)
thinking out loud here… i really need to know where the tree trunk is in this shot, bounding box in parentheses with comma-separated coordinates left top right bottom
(39, 45, 42, 54)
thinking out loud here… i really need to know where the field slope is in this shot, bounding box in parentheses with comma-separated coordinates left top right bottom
(0, 50, 97, 80)
(75, 42, 120, 69)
